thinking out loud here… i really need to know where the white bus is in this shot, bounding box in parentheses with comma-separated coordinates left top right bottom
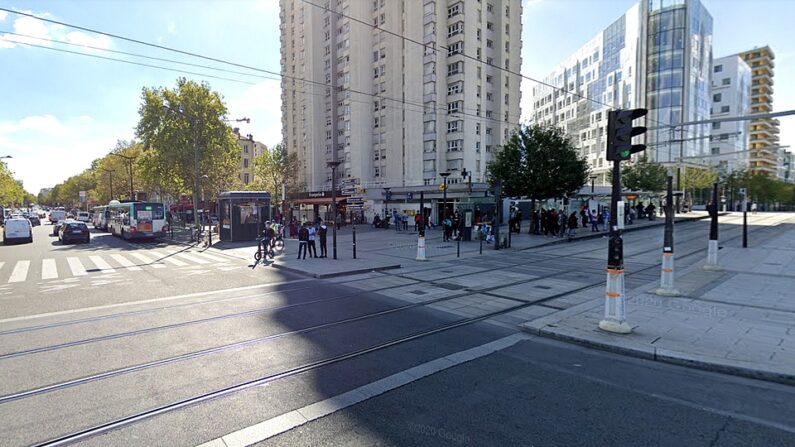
(92, 205, 110, 230)
(107, 201, 168, 240)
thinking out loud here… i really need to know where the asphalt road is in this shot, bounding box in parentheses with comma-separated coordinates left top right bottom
(0, 213, 792, 446)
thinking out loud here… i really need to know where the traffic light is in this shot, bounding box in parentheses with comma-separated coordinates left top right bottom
(385, 190, 392, 200)
(606, 108, 648, 161)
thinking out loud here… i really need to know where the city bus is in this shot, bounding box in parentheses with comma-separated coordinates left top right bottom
(92, 205, 110, 231)
(107, 201, 168, 240)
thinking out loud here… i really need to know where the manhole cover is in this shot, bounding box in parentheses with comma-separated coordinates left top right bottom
(410, 290, 427, 295)
(435, 283, 465, 291)
(534, 285, 551, 290)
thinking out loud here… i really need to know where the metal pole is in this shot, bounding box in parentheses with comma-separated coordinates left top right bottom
(330, 163, 339, 260)
(352, 224, 357, 259)
(493, 180, 501, 250)
(416, 191, 426, 261)
(128, 160, 134, 200)
(743, 201, 748, 248)
(656, 174, 679, 296)
(599, 159, 631, 334)
(457, 237, 460, 258)
(704, 182, 722, 270)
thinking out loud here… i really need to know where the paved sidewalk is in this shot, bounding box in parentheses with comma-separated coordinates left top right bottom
(522, 215, 795, 385)
(189, 212, 714, 278)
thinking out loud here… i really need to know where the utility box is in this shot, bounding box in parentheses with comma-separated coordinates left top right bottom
(463, 209, 473, 241)
(218, 191, 271, 242)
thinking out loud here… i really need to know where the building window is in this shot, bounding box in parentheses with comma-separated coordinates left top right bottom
(448, 41, 463, 56)
(374, 166, 380, 177)
(243, 158, 249, 168)
(448, 101, 462, 114)
(486, 92, 493, 101)
(713, 93, 722, 102)
(714, 65, 723, 73)
(374, 117, 380, 128)
(447, 61, 463, 76)
(486, 39, 493, 49)
(447, 22, 463, 37)
(447, 82, 463, 95)
(447, 140, 462, 152)
(722, 78, 731, 86)
(505, 41, 509, 52)
(711, 147, 720, 155)
(243, 173, 250, 184)
(486, 3, 493, 13)
(447, 3, 461, 18)
(486, 74, 493, 84)
(712, 122, 721, 129)
(504, 94, 509, 105)
(721, 105, 730, 113)
(486, 22, 494, 31)
(447, 120, 462, 133)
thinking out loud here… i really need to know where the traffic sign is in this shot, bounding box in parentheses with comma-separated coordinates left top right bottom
(348, 198, 365, 204)
(341, 188, 356, 195)
(341, 178, 358, 186)
(347, 205, 364, 210)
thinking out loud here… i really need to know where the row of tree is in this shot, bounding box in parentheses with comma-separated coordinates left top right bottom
(0, 161, 35, 207)
(39, 77, 299, 211)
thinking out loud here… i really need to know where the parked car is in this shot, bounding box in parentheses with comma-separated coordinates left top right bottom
(3, 218, 33, 244)
(28, 216, 41, 227)
(59, 220, 90, 244)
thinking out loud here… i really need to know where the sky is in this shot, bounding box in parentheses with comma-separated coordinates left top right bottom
(0, 0, 793, 194)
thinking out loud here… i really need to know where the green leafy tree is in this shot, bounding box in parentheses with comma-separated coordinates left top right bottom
(0, 161, 28, 206)
(135, 77, 241, 206)
(487, 124, 589, 217)
(681, 165, 718, 205)
(621, 155, 668, 192)
(246, 143, 302, 209)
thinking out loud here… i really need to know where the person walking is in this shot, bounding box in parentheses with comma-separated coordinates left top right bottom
(452, 211, 461, 238)
(531, 210, 540, 235)
(558, 209, 568, 238)
(393, 210, 400, 232)
(414, 211, 421, 232)
(402, 211, 409, 231)
(581, 207, 588, 228)
(590, 209, 600, 232)
(567, 212, 578, 240)
(307, 224, 317, 258)
(318, 222, 328, 258)
(289, 218, 298, 239)
(645, 203, 656, 221)
(297, 223, 309, 259)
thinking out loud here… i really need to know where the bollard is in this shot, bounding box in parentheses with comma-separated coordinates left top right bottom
(479, 232, 483, 254)
(656, 174, 680, 296)
(599, 267, 631, 333)
(352, 225, 357, 259)
(416, 236, 426, 261)
(457, 237, 460, 258)
(704, 182, 723, 271)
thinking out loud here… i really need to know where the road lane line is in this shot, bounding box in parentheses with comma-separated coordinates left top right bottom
(174, 252, 210, 264)
(191, 251, 229, 263)
(128, 252, 166, 269)
(198, 334, 529, 447)
(8, 261, 30, 283)
(41, 259, 58, 280)
(88, 255, 116, 273)
(148, 250, 188, 266)
(110, 254, 143, 271)
(67, 257, 87, 276)
(0, 279, 312, 323)
(0, 262, 4, 273)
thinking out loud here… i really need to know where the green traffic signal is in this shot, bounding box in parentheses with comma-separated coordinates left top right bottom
(606, 108, 648, 162)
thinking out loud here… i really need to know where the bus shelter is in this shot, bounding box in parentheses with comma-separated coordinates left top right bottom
(218, 191, 271, 242)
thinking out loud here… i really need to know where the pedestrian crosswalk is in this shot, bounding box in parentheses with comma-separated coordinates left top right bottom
(0, 249, 239, 284)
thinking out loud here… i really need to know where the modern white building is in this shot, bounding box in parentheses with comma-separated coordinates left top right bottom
(280, 0, 522, 218)
(777, 149, 794, 183)
(709, 55, 751, 173)
(531, 0, 713, 184)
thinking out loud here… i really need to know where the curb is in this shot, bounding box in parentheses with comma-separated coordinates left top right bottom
(522, 321, 795, 387)
(270, 262, 403, 279)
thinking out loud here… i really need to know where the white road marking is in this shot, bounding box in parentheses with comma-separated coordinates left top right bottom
(191, 251, 229, 263)
(148, 250, 188, 266)
(8, 261, 30, 283)
(174, 252, 209, 264)
(41, 259, 58, 280)
(89, 255, 116, 273)
(0, 262, 4, 272)
(0, 279, 311, 323)
(196, 334, 529, 447)
(67, 258, 87, 276)
(110, 254, 143, 271)
(128, 252, 166, 269)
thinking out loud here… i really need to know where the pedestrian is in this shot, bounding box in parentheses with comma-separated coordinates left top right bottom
(335, 212, 342, 230)
(402, 211, 409, 231)
(531, 210, 540, 235)
(414, 211, 421, 231)
(515, 209, 523, 234)
(567, 211, 578, 240)
(318, 221, 328, 258)
(581, 207, 588, 228)
(393, 210, 400, 232)
(540, 208, 548, 235)
(646, 203, 656, 221)
(289, 218, 298, 239)
(590, 209, 600, 232)
(558, 209, 567, 238)
(452, 211, 460, 237)
(297, 223, 308, 259)
(443, 215, 453, 242)
(307, 224, 317, 258)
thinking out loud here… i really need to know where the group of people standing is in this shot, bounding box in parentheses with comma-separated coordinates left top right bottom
(528, 208, 581, 238)
(295, 221, 329, 259)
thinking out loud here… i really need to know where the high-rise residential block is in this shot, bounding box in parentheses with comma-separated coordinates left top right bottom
(737, 46, 780, 177)
(234, 129, 266, 187)
(531, 0, 713, 184)
(709, 55, 751, 173)
(280, 0, 522, 198)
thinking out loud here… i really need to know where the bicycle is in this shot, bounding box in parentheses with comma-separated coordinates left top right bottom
(254, 236, 276, 263)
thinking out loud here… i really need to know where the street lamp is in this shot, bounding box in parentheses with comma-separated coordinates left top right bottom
(327, 160, 342, 260)
(111, 153, 136, 200)
(440, 172, 451, 222)
(102, 169, 115, 200)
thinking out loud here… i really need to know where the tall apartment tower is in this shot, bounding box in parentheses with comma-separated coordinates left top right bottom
(737, 46, 780, 176)
(531, 0, 713, 184)
(279, 0, 522, 194)
(709, 55, 751, 173)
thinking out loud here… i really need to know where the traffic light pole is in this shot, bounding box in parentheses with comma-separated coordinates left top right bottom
(704, 182, 723, 271)
(656, 174, 680, 296)
(599, 160, 631, 334)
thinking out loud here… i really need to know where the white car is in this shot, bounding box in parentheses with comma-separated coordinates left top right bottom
(76, 211, 91, 222)
(3, 218, 33, 244)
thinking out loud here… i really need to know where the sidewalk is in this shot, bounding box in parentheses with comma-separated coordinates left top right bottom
(164, 212, 715, 278)
(522, 215, 795, 386)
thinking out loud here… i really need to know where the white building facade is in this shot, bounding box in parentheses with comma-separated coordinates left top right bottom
(531, 0, 713, 184)
(709, 55, 751, 173)
(279, 0, 522, 198)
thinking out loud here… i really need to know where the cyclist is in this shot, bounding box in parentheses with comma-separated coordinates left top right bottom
(261, 221, 276, 258)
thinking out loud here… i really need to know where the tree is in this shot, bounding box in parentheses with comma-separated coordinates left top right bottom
(246, 143, 301, 209)
(621, 155, 667, 192)
(0, 161, 28, 206)
(487, 124, 589, 215)
(135, 77, 241, 206)
(681, 165, 718, 205)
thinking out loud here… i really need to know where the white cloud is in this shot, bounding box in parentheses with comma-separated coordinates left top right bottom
(167, 21, 176, 35)
(0, 114, 80, 137)
(0, 10, 8, 21)
(0, 11, 112, 50)
(227, 80, 283, 148)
